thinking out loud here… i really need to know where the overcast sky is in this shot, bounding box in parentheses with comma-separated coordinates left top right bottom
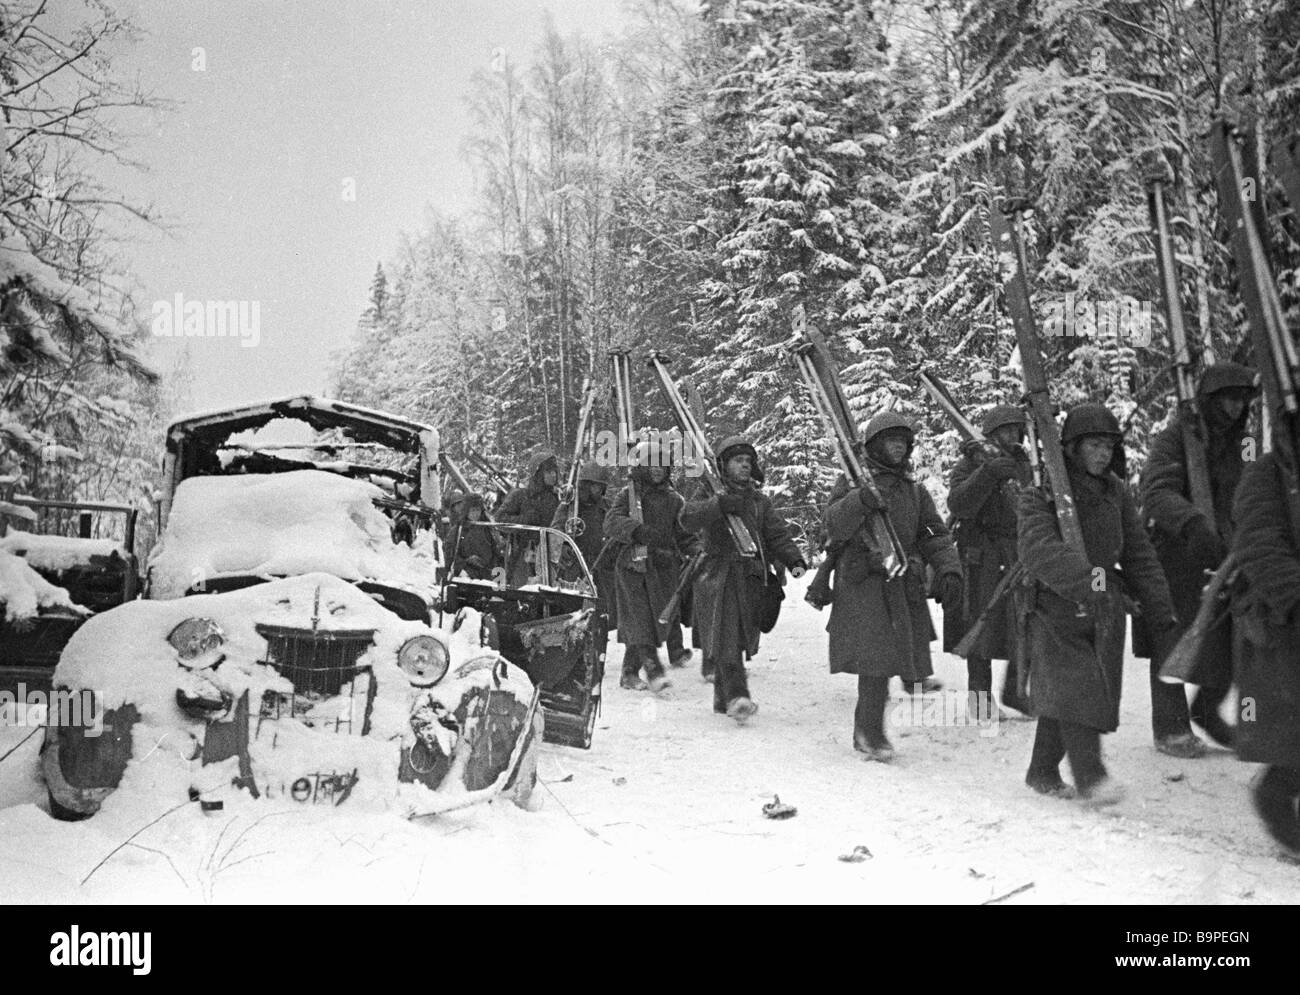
(103, 0, 633, 413)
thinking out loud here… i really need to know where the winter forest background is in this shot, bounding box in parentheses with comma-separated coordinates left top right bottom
(3, 0, 1299, 528)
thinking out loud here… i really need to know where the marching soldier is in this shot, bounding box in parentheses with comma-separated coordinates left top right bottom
(1139, 362, 1257, 756)
(605, 442, 701, 692)
(1230, 438, 1300, 856)
(944, 406, 1034, 717)
(1018, 403, 1177, 805)
(824, 412, 963, 761)
(497, 450, 561, 527)
(497, 449, 561, 586)
(680, 436, 806, 721)
(550, 460, 615, 616)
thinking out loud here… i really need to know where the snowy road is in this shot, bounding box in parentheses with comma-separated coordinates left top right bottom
(2, 572, 1298, 904)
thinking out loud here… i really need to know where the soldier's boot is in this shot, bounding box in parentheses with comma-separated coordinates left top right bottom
(966, 657, 993, 723)
(1190, 687, 1234, 748)
(1252, 766, 1300, 856)
(619, 650, 647, 691)
(666, 627, 692, 668)
(641, 645, 672, 695)
(1155, 731, 1208, 759)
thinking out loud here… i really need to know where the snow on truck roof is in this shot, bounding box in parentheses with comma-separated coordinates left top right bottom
(0, 533, 125, 573)
(167, 396, 436, 455)
(147, 470, 438, 601)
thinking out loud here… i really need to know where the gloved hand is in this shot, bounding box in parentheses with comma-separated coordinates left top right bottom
(960, 439, 984, 460)
(937, 573, 963, 611)
(1182, 516, 1227, 568)
(858, 486, 884, 512)
(984, 456, 1019, 480)
(717, 492, 746, 516)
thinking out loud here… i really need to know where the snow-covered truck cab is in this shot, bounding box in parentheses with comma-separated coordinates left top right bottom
(41, 396, 541, 821)
(0, 499, 140, 693)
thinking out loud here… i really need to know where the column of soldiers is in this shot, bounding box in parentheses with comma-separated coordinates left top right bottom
(447, 366, 1300, 856)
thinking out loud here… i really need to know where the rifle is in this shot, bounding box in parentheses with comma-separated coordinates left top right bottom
(610, 348, 649, 571)
(1147, 176, 1215, 518)
(441, 454, 495, 523)
(646, 352, 759, 557)
(953, 560, 1026, 658)
(459, 450, 513, 500)
(915, 365, 1026, 652)
(658, 551, 705, 628)
(990, 197, 1110, 697)
(785, 306, 907, 578)
(1159, 553, 1237, 683)
(989, 198, 1087, 554)
(1165, 122, 1300, 680)
(1210, 121, 1300, 512)
(914, 367, 997, 455)
(561, 376, 598, 536)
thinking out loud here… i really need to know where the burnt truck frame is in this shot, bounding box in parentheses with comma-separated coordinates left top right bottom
(0, 498, 141, 693)
(40, 395, 547, 819)
(439, 518, 608, 749)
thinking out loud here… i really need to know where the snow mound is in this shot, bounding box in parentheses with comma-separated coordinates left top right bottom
(0, 548, 83, 623)
(148, 471, 437, 600)
(1, 532, 125, 572)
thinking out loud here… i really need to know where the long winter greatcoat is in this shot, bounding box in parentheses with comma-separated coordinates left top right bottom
(942, 445, 1033, 658)
(1231, 451, 1300, 767)
(604, 471, 700, 646)
(497, 451, 560, 528)
(680, 483, 803, 663)
(826, 458, 962, 679)
(1018, 460, 1175, 732)
(549, 491, 614, 615)
(1137, 393, 1251, 686)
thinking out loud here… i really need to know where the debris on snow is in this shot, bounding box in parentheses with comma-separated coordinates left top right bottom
(838, 845, 873, 863)
(762, 795, 797, 820)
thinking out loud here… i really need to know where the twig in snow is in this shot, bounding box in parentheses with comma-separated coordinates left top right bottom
(0, 726, 41, 765)
(124, 842, 191, 893)
(981, 881, 1035, 905)
(81, 800, 194, 886)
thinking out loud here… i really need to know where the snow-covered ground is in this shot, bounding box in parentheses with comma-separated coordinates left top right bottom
(2, 571, 1298, 904)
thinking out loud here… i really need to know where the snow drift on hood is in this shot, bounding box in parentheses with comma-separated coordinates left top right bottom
(148, 470, 437, 600)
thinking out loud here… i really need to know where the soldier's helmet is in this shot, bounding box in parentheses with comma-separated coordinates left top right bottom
(715, 435, 764, 484)
(1060, 403, 1122, 444)
(861, 411, 918, 453)
(578, 460, 609, 484)
(980, 405, 1027, 436)
(1197, 361, 1258, 399)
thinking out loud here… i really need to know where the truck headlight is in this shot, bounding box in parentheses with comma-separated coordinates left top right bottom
(398, 635, 449, 687)
(168, 618, 225, 665)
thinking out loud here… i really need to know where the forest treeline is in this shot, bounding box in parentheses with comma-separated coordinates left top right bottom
(332, 0, 1300, 506)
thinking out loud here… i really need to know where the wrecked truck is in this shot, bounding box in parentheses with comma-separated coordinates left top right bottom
(41, 396, 541, 819)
